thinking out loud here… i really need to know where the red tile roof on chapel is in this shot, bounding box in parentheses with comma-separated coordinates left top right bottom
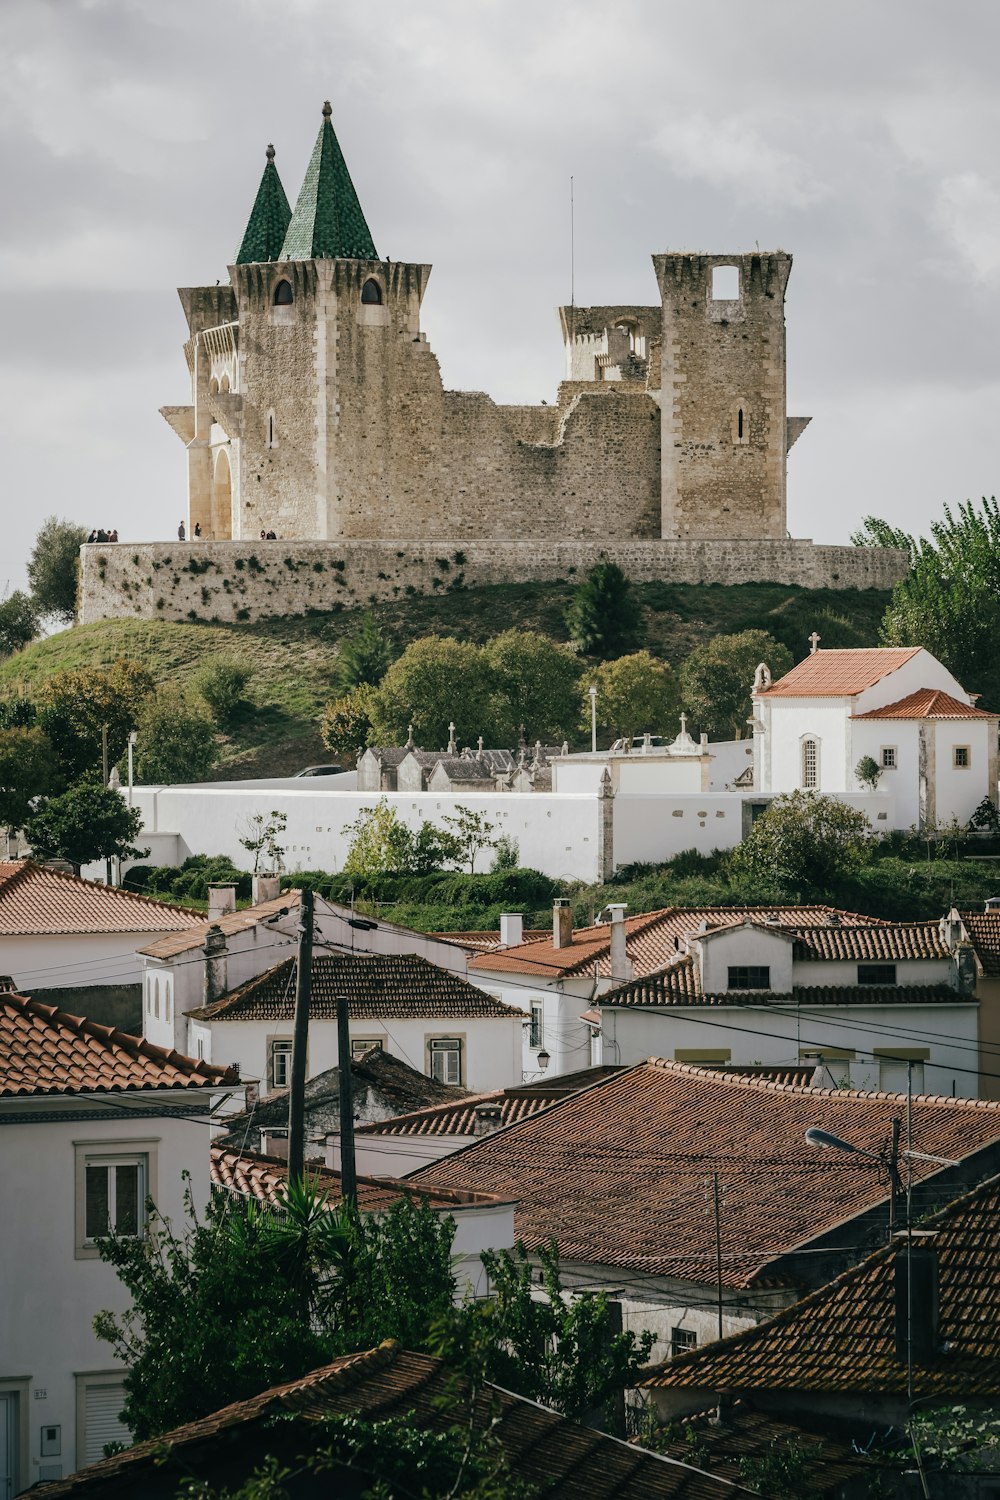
(757, 646, 921, 697)
(0, 989, 238, 1097)
(0, 860, 201, 936)
(853, 687, 996, 720)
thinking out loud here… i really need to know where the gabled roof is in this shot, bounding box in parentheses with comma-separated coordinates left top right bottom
(138, 888, 300, 959)
(0, 990, 237, 1098)
(234, 144, 292, 264)
(33, 1341, 743, 1499)
(793, 921, 948, 961)
(187, 951, 519, 1022)
(0, 860, 201, 937)
(960, 909, 1000, 976)
(408, 1060, 1000, 1288)
(210, 1147, 496, 1215)
(470, 905, 887, 980)
(641, 1172, 1000, 1400)
(356, 1065, 621, 1139)
(279, 100, 378, 261)
(853, 686, 996, 720)
(599, 963, 965, 1010)
(757, 646, 922, 698)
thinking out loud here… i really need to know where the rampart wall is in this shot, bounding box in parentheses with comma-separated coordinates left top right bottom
(78, 538, 909, 626)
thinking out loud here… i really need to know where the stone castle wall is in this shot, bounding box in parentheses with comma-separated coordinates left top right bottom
(78, 538, 909, 627)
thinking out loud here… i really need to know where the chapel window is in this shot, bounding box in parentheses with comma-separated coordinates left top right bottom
(273, 279, 294, 306)
(802, 738, 818, 789)
(361, 278, 383, 305)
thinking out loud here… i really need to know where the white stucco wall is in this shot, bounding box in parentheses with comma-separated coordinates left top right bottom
(932, 719, 995, 824)
(467, 970, 596, 1079)
(0, 1103, 215, 1486)
(852, 651, 967, 714)
(695, 925, 795, 995)
(0, 930, 191, 996)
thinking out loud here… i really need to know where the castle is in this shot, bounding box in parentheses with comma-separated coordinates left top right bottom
(78, 103, 907, 624)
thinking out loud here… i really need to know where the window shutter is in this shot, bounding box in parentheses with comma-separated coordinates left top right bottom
(83, 1383, 129, 1466)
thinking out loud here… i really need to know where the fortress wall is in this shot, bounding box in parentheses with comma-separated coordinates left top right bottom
(78, 539, 909, 626)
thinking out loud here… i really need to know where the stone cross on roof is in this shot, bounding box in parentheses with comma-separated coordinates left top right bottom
(405, 723, 415, 750)
(447, 722, 457, 754)
(809, 632, 821, 655)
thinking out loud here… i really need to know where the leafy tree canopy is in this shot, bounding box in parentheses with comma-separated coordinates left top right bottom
(368, 636, 495, 748)
(0, 590, 39, 657)
(564, 561, 642, 658)
(0, 726, 58, 833)
(320, 685, 375, 758)
(580, 651, 680, 742)
(333, 610, 397, 695)
(238, 811, 288, 876)
(441, 805, 497, 873)
(134, 690, 218, 785)
(27, 515, 88, 623)
(482, 630, 581, 743)
(728, 790, 873, 894)
(193, 656, 254, 725)
(36, 659, 154, 784)
(342, 799, 458, 878)
(681, 630, 793, 740)
(23, 779, 148, 873)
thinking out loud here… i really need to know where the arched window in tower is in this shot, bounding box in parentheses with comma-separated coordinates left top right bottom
(361, 278, 382, 305)
(267, 410, 276, 450)
(273, 279, 293, 306)
(801, 737, 818, 789)
(737, 407, 744, 440)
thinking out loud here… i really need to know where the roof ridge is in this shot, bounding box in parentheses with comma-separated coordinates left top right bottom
(643, 1055, 1000, 1106)
(356, 1090, 503, 1133)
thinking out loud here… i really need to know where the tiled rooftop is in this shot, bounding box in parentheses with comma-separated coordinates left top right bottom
(853, 687, 996, 720)
(409, 1060, 1000, 1287)
(642, 1171, 1000, 1399)
(279, 101, 378, 261)
(138, 889, 301, 958)
(188, 951, 519, 1023)
(959, 910, 1000, 976)
(470, 905, 884, 979)
(757, 646, 921, 697)
(34, 1341, 740, 1499)
(438, 928, 550, 952)
(792, 921, 948, 961)
(356, 1066, 619, 1139)
(599, 961, 962, 1011)
(209, 1147, 496, 1214)
(0, 990, 238, 1098)
(0, 860, 201, 937)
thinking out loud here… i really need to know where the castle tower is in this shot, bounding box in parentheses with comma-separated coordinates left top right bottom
(653, 252, 809, 541)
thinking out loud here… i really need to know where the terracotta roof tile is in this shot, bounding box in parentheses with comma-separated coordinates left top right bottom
(0, 860, 201, 936)
(853, 686, 997, 720)
(757, 646, 922, 697)
(209, 1146, 500, 1214)
(34, 1342, 742, 1499)
(792, 921, 948, 960)
(356, 1067, 619, 1139)
(436, 929, 549, 952)
(409, 1061, 1000, 1287)
(0, 990, 238, 1097)
(138, 889, 301, 958)
(188, 951, 520, 1023)
(642, 1171, 1000, 1399)
(959, 911, 1000, 976)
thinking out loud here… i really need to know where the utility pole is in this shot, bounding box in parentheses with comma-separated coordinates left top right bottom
(287, 886, 314, 1184)
(337, 995, 357, 1204)
(102, 724, 112, 886)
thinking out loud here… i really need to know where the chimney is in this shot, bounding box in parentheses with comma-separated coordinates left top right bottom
(204, 924, 229, 1006)
(608, 903, 632, 983)
(955, 941, 977, 997)
(252, 874, 281, 905)
(552, 898, 573, 949)
(894, 1234, 939, 1365)
(985, 896, 1000, 912)
(208, 883, 237, 920)
(499, 913, 523, 948)
(472, 1103, 503, 1137)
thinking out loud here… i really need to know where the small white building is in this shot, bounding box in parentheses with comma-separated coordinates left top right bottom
(186, 950, 524, 1095)
(753, 646, 1000, 828)
(0, 982, 238, 1490)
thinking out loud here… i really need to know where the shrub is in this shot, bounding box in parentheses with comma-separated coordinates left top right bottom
(193, 656, 253, 723)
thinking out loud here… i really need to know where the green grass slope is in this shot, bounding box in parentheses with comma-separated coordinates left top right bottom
(0, 580, 891, 779)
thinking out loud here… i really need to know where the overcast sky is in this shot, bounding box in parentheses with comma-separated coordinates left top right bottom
(2, 0, 999, 596)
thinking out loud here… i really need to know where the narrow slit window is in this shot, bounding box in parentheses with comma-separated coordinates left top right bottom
(737, 408, 744, 439)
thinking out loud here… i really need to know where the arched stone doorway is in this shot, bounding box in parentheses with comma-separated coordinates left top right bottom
(211, 448, 233, 540)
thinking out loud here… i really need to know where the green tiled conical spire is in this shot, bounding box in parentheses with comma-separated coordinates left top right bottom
(235, 145, 292, 264)
(280, 100, 378, 261)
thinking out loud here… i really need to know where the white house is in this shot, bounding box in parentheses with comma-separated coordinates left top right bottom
(753, 645, 1000, 828)
(186, 950, 524, 1094)
(0, 860, 201, 998)
(0, 982, 239, 1491)
(594, 913, 981, 1096)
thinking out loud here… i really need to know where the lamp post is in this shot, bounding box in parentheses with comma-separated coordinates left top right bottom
(588, 685, 597, 754)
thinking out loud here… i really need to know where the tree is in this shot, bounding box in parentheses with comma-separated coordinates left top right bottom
(342, 800, 458, 878)
(333, 610, 397, 694)
(579, 651, 680, 742)
(94, 1179, 458, 1441)
(193, 656, 254, 724)
(238, 811, 288, 875)
(36, 660, 154, 783)
(23, 780, 148, 874)
(441, 805, 497, 873)
(855, 755, 882, 792)
(320, 685, 375, 758)
(855, 499, 1000, 710)
(133, 690, 218, 784)
(728, 790, 873, 893)
(681, 630, 794, 740)
(564, 561, 642, 657)
(0, 726, 57, 835)
(0, 697, 36, 729)
(368, 636, 495, 747)
(482, 630, 581, 743)
(26, 515, 88, 623)
(0, 591, 39, 657)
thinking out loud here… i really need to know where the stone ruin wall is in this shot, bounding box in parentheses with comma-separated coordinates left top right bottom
(78, 537, 910, 627)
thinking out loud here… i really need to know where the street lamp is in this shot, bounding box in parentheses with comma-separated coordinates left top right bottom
(536, 1047, 550, 1071)
(804, 1124, 959, 1235)
(588, 685, 598, 754)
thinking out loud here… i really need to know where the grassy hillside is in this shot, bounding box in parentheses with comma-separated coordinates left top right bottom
(0, 580, 891, 778)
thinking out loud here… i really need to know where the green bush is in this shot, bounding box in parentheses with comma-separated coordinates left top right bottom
(193, 656, 253, 723)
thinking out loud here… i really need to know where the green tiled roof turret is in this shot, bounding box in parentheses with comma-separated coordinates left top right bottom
(280, 100, 378, 261)
(235, 145, 292, 265)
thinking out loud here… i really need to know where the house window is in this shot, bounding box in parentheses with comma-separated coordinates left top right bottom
(360, 278, 382, 305)
(350, 1038, 383, 1061)
(881, 746, 897, 769)
(269, 1039, 293, 1090)
(429, 1037, 463, 1086)
(530, 999, 544, 1049)
(273, 279, 293, 306)
(74, 1140, 156, 1259)
(858, 963, 897, 986)
(954, 745, 970, 768)
(727, 966, 770, 990)
(801, 737, 818, 789)
(76, 1374, 130, 1468)
(671, 1327, 698, 1356)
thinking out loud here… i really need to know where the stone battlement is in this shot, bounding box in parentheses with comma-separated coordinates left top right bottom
(78, 538, 909, 627)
